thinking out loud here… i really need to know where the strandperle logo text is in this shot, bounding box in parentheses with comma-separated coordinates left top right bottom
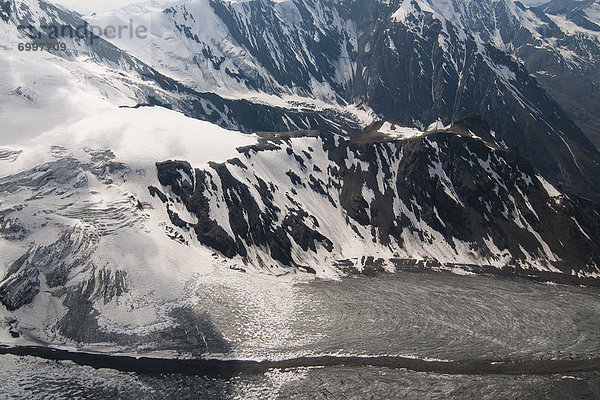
(17, 20, 148, 43)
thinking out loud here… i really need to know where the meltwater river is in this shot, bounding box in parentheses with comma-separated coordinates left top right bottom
(1, 270, 599, 399)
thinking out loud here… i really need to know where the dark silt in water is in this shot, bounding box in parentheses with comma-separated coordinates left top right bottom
(1, 271, 600, 399)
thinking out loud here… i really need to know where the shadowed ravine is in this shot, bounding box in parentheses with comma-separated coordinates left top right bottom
(1, 346, 599, 378)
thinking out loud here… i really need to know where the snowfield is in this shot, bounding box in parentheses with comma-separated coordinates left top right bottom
(378, 122, 426, 139)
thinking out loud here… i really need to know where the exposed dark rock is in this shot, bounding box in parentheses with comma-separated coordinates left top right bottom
(167, 206, 189, 230)
(148, 186, 168, 203)
(0, 256, 39, 311)
(286, 170, 304, 187)
(157, 160, 195, 200)
(7, 0, 600, 199)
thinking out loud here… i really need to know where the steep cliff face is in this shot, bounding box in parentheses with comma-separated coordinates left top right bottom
(5, 0, 600, 199)
(519, 0, 600, 149)
(414, 0, 600, 149)
(154, 120, 600, 275)
(0, 105, 259, 347)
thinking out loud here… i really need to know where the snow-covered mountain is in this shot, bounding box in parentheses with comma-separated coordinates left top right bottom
(88, 0, 600, 201)
(1, 0, 367, 134)
(1, 0, 600, 352)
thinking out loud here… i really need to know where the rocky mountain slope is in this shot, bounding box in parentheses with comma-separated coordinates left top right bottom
(155, 119, 600, 276)
(526, 0, 600, 148)
(422, 0, 600, 149)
